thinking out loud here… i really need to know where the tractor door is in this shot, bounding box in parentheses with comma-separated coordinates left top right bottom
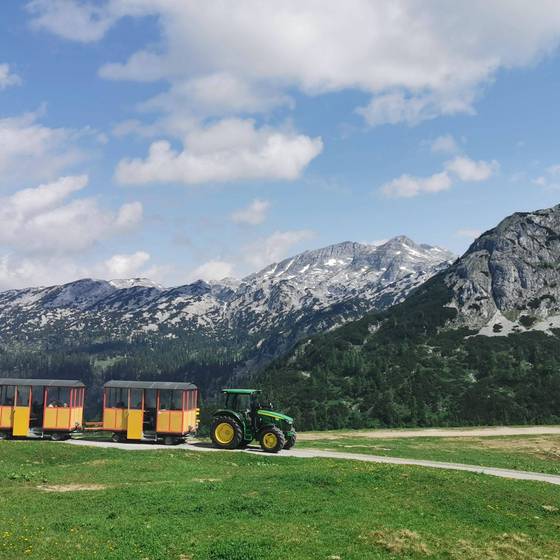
(227, 393, 253, 438)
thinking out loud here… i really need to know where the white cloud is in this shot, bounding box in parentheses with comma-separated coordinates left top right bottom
(0, 64, 21, 89)
(27, 0, 117, 42)
(0, 175, 143, 253)
(28, 1, 560, 125)
(244, 229, 315, 270)
(136, 73, 293, 118)
(0, 110, 84, 187)
(0, 254, 81, 290)
(445, 156, 499, 182)
(0, 251, 157, 290)
(115, 119, 322, 185)
(456, 228, 482, 239)
(190, 260, 235, 282)
(381, 155, 498, 198)
(381, 171, 453, 198)
(532, 164, 560, 190)
(430, 134, 460, 155)
(357, 91, 476, 127)
(231, 199, 270, 226)
(103, 251, 151, 278)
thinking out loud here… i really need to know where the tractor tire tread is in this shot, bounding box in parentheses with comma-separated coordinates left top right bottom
(259, 426, 286, 453)
(211, 416, 244, 450)
(284, 432, 297, 450)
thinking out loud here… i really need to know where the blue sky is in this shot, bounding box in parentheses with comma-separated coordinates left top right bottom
(1, 1, 560, 288)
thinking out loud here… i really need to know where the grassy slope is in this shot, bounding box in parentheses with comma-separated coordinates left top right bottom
(298, 434, 560, 475)
(1, 442, 560, 560)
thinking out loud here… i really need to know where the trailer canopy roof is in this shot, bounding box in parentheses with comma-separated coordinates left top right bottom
(222, 388, 260, 394)
(104, 380, 196, 391)
(0, 378, 85, 387)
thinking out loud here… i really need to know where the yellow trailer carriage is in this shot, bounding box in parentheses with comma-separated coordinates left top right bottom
(102, 380, 198, 445)
(0, 378, 85, 440)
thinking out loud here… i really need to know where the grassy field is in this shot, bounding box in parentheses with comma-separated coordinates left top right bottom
(297, 434, 560, 475)
(1, 441, 560, 559)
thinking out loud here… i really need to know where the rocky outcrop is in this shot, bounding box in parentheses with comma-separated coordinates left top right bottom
(445, 205, 560, 333)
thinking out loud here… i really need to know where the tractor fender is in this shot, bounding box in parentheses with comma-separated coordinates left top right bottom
(213, 409, 244, 423)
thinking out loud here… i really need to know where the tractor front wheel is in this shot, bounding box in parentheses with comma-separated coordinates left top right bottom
(284, 433, 297, 450)
(259, 426, 285, 453)
(211, 416, 243, 450)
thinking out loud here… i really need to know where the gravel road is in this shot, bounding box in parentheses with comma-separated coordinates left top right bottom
(297, 425, 560, 440)
(65, 438, 560, 486)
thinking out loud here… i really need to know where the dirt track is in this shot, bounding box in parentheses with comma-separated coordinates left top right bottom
(65, 438, 560, 486)
(297, 425, 560, 440)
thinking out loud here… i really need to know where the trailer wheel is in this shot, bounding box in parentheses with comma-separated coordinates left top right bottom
(111, 432, 125, 443)
(163, 436, 180, 446)
(259, 426, 286, 453)
(0, 431, 11, 440)
(51, 432, 68, 442)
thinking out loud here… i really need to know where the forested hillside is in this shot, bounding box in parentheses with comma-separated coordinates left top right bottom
(255, 206, 560, 430)
(256, 275, 560, 430)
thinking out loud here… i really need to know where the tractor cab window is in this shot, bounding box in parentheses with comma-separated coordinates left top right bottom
(225, 393, 252, 412)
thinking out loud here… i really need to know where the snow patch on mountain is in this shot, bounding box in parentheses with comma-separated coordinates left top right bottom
(0, 236, 455, 361)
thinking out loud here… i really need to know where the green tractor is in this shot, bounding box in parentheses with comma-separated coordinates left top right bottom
(210, 389, 296, 453)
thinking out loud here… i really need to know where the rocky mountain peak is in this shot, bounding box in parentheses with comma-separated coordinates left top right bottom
(446, 204, 560, 335)
(0, 235, 454, 366)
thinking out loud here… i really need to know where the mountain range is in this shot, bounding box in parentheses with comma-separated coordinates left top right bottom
(2, 204, 560, 430)
(257, 205, 560, 429)
(0, 236, 454, 367)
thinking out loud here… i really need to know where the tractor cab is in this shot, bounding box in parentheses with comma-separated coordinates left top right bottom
(211, 388, 296, 453)
(222, 388, 257, 413)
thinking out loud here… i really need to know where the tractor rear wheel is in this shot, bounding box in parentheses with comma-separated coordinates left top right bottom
(259, 426, 285, 453)
(211, 416, 243, 450)
(284, 433, 297, 450)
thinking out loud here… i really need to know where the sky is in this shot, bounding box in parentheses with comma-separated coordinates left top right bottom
(1, 1, 560, 289)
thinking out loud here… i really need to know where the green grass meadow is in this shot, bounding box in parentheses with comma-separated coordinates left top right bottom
(1, 441, 560, 559)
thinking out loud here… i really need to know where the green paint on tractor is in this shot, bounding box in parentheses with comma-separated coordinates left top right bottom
(211, 389, 297, 453)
